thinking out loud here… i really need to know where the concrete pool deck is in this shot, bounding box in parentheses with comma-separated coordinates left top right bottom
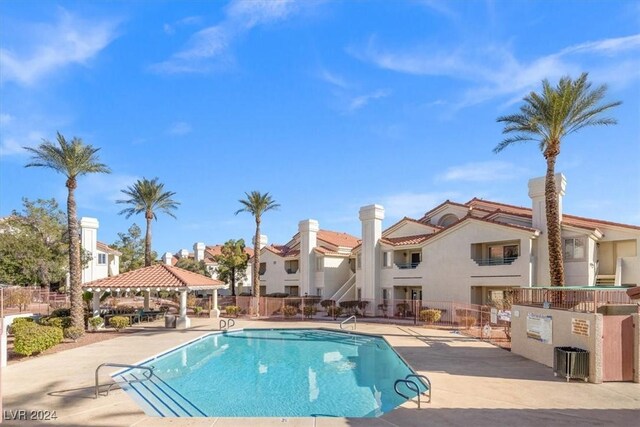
(2, 317, 639, 426)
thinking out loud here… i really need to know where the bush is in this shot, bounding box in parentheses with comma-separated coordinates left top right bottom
(51, 308, 71, 318)
(327, 306, 343, 318)
(419, 309, 442, 324)
(187, 294, 197, 309)
(109, 316, 130, 331)
(193, 306, 203, 316)
(8, 317, 34, 335)
(88, 316, 103, 331)
(266, 292, 289, 298)
(41, 316, 72, 329)
(13, 323, 63, 356)
(458, 316, 477, 329)
(282, 305, 298, 318)
(64, 326, 84, 341)
(225, 306, 239, 316)
(320, 299, 335, 309)
(303, 305, 317, 319)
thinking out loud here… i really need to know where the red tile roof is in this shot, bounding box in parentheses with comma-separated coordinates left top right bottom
(82, 264, 225, 290)
(381, 234, 434, 246)
(317, 230, 360, 248)
(96, 241, 122, 256)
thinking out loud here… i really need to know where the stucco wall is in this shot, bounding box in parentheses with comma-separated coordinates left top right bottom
(320, 256, 351, 299)
(511, 305, 603, 383)
(259, 251, 299, 294)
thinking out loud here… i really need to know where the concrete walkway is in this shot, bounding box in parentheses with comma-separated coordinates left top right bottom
(2, 318, 639, 426)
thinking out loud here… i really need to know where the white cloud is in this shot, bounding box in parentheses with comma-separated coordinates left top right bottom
(0, 114, 14, 126)
(352, 34, 640, 110)
(164, 16, 203, 35)
(437, 161, 528, 182)
(348, 89, 391, 111)
(0, 9, 120, 85)
(152, 0, 319, 74)
(318, 69, 349, 89)
(168, 122, 192, 136)
(76, 173, 140, 211)
(379, 191, 460, 218)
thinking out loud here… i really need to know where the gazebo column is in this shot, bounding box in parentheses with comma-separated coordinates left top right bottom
(211, 290, 220, 319)
(144, 291, 150, 311)
(176, 290, 191, 329)
(92, 291, 103, 317)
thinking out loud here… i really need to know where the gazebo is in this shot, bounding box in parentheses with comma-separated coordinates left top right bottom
(82, 264, 227, 329)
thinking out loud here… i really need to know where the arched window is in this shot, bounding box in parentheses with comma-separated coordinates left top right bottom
(438, 213, 458, 227)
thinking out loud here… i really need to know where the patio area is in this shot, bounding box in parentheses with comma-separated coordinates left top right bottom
(2, 317, 639, 426)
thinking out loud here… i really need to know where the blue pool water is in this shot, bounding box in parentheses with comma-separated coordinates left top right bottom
(115, 329, 421, 417)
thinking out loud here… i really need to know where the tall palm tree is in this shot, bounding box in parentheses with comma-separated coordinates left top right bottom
(235, 191, 280, 315)
(495, 73, 620, 286)
(117, 178, 180, 266)
(24, 132, 111, 330)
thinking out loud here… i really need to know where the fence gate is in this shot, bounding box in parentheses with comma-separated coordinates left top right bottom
(602, 315, 634, 382)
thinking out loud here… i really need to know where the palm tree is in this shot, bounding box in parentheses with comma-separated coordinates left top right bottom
(235, 192, 280, 315)
(24, 132, 111, 330)
(495, 73, 620, 286)
(117, 178, 180, 267)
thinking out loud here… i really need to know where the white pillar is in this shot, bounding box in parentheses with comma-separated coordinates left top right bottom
(176, 290, 191, 329)
(92, 292, 102, 317)
(299, 219, 319, 296)
(144, 291, 150, 311)
(80, 217, 99, 284)
(359, 205, 385, 306)
(212, 290, 220, 318)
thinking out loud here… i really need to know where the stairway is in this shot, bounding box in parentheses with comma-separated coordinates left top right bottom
(595, 275, 615, 285)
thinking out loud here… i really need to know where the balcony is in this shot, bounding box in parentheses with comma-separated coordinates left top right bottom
(285, 268, 299, 274)
(474, 257, 518, 266)
(395, 262, 421, 269)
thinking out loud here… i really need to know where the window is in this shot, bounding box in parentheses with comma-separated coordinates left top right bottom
(564, 238, 586, 260)
(284, 260, 298, 274)
(410, 252, 421, 267)
(357, 288, 362, 300)
(259, 262, 267, 275)
(356, 253, 362, 270)
(382, 288, 389, 304)
(97, 253, 107, 265)
(316, 257, 323, 272)
(383, 251, 392, 268)
(438, 213, 459, 227)
(316, 288, 323, 297)
(285, 286, 299, 297)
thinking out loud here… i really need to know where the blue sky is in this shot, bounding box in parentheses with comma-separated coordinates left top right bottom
(1, 0, 639, 254)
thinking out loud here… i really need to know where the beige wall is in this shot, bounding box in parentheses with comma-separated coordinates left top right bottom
(511, 305, 603, 383)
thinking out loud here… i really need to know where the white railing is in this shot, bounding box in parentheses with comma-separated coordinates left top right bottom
(329, 273, 356, 303)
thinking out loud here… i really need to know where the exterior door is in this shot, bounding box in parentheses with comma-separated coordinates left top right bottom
(602, 315, 634, 381)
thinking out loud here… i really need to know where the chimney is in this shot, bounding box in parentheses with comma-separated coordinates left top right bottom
(359, 205, 384, 303)
(80, 217, 99, 284)
(299, 219, 319, 296)
(162, 252, 173, 265)
(253, 234, 268, 250)
(528, 173, 567, 231)
(179, 249, 189, 259)
(194, 242, 205, 261)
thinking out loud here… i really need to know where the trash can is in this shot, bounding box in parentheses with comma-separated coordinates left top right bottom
(554, 346, 589, 382)
(164, 315, 176, 329)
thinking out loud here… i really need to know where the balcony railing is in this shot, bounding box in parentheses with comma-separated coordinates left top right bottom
(473, 257, 517, 266)
(285, 268, 298, 274)
(513, 287, 633, 313)
(395, 262, 421, 269)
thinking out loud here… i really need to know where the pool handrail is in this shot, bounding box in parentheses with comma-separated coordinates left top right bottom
(340, 315, 357, 330)
(219, 318, 235, 330)
(95, 362, 154, 399)
(394, 373, 432, 408)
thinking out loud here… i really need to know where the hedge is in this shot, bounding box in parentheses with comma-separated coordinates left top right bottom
(13, 323, 64, 356)
(419, 309, 442, 324)
(8, 317, 34, 335)
(108, 316, 130, 331)
(282, 305, 298, 318)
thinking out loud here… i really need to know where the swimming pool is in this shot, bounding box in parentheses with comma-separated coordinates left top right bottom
(114, 328, 423, 417)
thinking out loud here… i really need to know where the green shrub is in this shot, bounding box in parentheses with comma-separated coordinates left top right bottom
(14, 323, 63, 356)
(265, 292, 289, 298)
(109, 316, 130, 331)
(39, 316, 72, 329)
(282, 305, 298, 318)
(193, 306, 203, 315)
(51, 308, 71, 318)
(320, 299, 335, 309)
(64, 326, 84, 341)
(419, 309, 442, 324)
(88, 316, 103, 331)
(303, 305, 317, 319)
(8, 317, 34, 335)
(459, 316, 476, 329)
(326, 306, 343, 318)
(225, 306, 239, 316)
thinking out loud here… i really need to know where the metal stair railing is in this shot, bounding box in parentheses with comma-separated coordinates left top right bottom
(340, 315, 357, 330)
(219, 318, 235, 330)
(95, 363, 154, 398)
(393, 373, 432, 408)
(329, 273, 356, 302)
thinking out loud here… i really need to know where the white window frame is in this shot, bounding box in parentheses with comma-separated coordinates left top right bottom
(564, 237, 586, 261)
(97, 253, 107, 265)
(383, 251, 392, 268)
(316, 257, 323, 272)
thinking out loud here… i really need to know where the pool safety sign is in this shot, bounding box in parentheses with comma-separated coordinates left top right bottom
(526, 313, 553, 344)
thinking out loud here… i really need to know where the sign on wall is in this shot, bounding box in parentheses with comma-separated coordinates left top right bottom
(571, 318, 590, 337)
(526, 313, 553, 344)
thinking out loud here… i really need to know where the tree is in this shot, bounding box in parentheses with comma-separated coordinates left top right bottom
(25, 133, 110, 330)
(175, 258, 209, 276)
(0, 198, 68, 287)
(235, 191, 279, 315)
(111, 223, 156, 273)
(116, 177, 180, 267)
(213, 239, 249, 296)
(495, 73, 620, 286)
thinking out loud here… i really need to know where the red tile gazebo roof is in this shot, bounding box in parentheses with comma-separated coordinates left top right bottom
(82, 264, 226, 291)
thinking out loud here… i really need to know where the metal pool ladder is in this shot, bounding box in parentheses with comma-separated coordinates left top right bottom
(219, 318, 235, 330)
(340, 315, 357, 330)
(95, 362, 154, 398)
(394, 374, 431, 408)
